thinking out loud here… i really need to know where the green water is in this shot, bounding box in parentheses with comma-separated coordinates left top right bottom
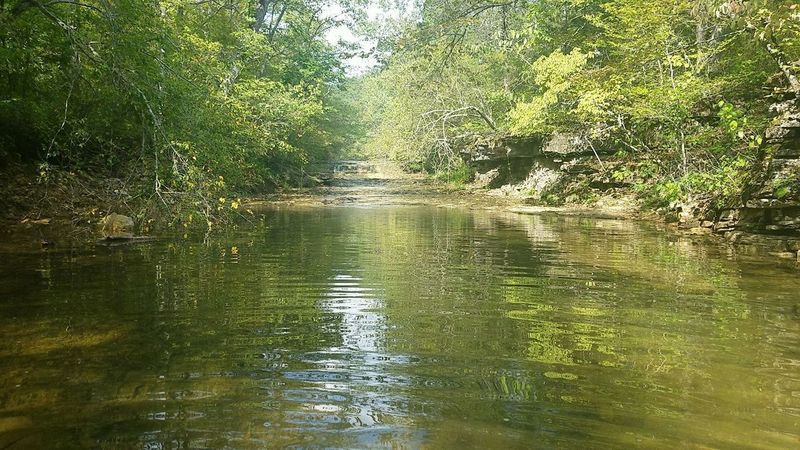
(1, 207, 799, 448)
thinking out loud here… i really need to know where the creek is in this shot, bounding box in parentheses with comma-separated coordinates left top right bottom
(0, 176, 798, 448)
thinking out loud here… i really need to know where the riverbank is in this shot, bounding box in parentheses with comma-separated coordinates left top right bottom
(449, 110, 800, 264)
(243, 169, 635, 217)
(0, 163, 149, 246)
(2, 161, 799, 266)
(246, 168, 800, 264)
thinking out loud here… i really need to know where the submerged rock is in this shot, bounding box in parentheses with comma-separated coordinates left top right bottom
(99, 213, 134, 239)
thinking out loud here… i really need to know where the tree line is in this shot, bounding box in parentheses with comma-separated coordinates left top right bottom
(355, 0, 799, 210)
(3, 0, 799, 223)
(1, 0, 362, 224)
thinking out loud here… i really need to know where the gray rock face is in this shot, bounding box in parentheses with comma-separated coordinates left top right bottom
(714, 209, 739, 232)
(730, 108, 800, 236)
(460, 135, 544, 163)
(542, 133, 588, 157)
(462, 133, 610, 192)
(99, 213, 135, 239)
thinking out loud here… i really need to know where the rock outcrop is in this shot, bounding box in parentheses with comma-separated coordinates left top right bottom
(714, 106, 800, 238)
(462, 117, 800, 261)
(709, 106, 800, 258)
(461, 133, 611, 193)
(462, 131, 630, 206)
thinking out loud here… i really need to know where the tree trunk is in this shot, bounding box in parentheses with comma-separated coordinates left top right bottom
(254, 0, 272, 32)
(224, 0, 276, 95)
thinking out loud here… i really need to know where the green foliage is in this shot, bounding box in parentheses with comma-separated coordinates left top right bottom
(0, 0, 361, 226)
(611, 169, 631, 183)
(636, 155, 752, 210)
(433, 163, 473, 186)
(3, 0, 798, 223)
(509, 49, 594, 134)
(351, 0, 794, 215)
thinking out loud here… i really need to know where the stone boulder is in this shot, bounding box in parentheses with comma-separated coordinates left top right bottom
(99, 213, 135, 239)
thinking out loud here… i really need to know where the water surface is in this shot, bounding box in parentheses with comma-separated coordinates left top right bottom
(1, 207, 799, 448)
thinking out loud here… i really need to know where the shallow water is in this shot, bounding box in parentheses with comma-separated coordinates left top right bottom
(1, 207, 799, 448)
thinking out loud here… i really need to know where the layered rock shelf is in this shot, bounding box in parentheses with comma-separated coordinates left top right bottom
(461, 108, 800, 261)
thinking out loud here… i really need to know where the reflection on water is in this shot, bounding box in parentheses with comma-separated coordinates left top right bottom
(0, 207, 799, 448)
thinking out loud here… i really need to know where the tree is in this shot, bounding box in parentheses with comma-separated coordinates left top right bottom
(0, 0, 360, 225)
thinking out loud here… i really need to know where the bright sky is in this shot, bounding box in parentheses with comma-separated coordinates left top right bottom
(322, 1, 415, 75)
